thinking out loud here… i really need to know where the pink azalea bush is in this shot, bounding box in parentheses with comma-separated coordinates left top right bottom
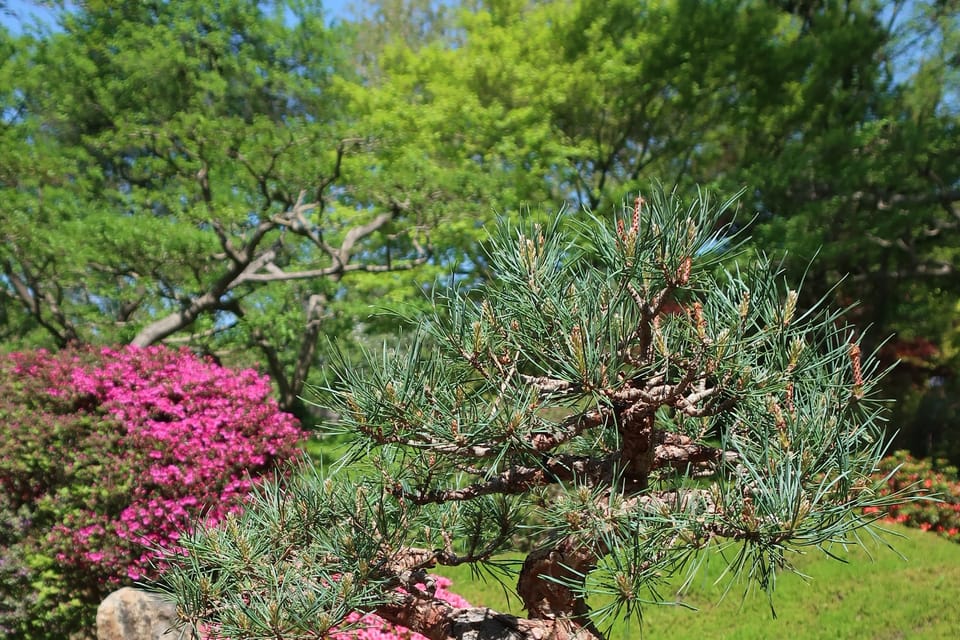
(866, 450, 960, 543)
(331, 576, 472, 640)
(0, 345, 303, 639)
(196, 575, 471, 640)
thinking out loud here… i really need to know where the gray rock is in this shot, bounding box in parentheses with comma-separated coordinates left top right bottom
(97, 587, 195, 640)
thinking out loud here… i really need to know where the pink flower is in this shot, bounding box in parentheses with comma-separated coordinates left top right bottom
(2, 344, 304, 585)
(328, 577, 473, 640)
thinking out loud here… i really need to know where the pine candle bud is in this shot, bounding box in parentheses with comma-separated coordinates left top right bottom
(714, 327, 731, 359)
(519, 235, 537, 269)
(653, 321, 667, 357)
(316, 613, 333, 634)
(782, 290, 798, 326)
(569, 324, 587, 378)
(739, 290, 751, 319)
(691, 301, 706, 339)
(676, 256, 692, 285)
(340, 573, 354, 594)
(788, 337, 805, 368)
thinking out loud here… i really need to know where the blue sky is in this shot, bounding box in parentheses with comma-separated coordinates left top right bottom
(1, 0, 58, 32)
(1, 0, 353, 33)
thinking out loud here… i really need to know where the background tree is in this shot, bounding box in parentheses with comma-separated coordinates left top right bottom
(3, 0, 959, 455)
(348, 0, 960, 459)
(741, 0, 960, 459)
(0, 1, 441, 416)
(157, 188, 904, 640)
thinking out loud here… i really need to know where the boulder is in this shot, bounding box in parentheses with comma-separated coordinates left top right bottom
(97, 587, 194, 640)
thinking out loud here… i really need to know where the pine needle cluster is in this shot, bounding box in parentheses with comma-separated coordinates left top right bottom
(156, 187, 910, 640)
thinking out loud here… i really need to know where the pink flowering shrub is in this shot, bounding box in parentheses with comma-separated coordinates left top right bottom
(865, 450, 960, 543)
(0, 345, 303, 639)
(331, 576, 472, 640)
(196, 575, 470, 640)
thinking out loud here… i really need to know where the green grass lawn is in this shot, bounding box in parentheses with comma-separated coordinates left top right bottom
(433, 525, 960, 639)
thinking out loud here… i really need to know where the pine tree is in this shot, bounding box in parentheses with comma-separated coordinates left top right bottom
(156, 187, 906, 640)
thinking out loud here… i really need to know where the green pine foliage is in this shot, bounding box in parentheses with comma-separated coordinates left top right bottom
(156, 187, 913, 640)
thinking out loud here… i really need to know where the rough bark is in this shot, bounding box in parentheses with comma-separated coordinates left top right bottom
(375, 600, 601, 640)
(516, 543, 602, 638)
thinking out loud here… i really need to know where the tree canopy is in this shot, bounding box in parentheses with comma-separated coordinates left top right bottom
(1, 1, 441, 414)
(1, 0, 959, 452)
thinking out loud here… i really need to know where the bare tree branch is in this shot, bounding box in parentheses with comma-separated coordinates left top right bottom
(131, 186, 428, 348)
(1, 257, 78, 346)
(392, 454, 618, 505)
